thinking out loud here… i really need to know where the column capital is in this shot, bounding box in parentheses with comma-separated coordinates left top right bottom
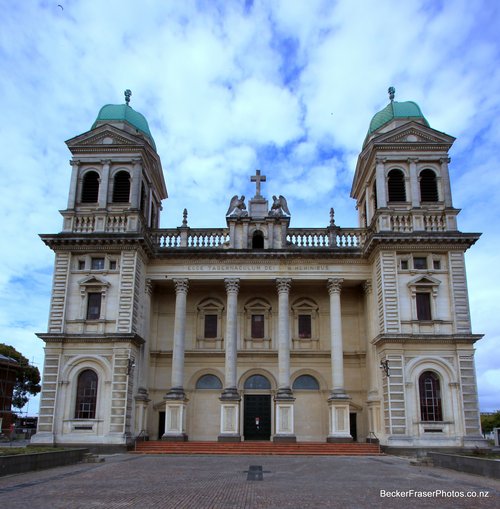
(173, 278, 189, 294)
(224, 278, 240, 294)
(375, 157, 386, 165)
(440, 157, 451, 164)
(276, 278, 292, 294)
(70, 159, 80, 168)
(100, 159, 111, 166)
(363, 279, 373, 295)
(327, 278, 343, 295)
(407, 157, 419, 164)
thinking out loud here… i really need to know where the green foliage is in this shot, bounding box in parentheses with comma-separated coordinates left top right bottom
(480, 411, 500, 434)
(0, 343, 41, 409)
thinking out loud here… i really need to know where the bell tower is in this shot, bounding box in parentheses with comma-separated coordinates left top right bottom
(62, 90, 167, 234)
(351, 87, 458, 233)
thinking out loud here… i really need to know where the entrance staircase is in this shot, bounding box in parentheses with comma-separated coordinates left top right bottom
(133, 441, 382, 456)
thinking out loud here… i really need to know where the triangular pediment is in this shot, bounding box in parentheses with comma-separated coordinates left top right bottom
(66, 124, 146, 149)
(408, 275, 441, 287)
(78, 275, 110, 287)
(373, 122, 455, 147)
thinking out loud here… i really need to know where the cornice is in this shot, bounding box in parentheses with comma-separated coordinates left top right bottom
(372, 333, 483, 346)
(36, 332, 145, 347)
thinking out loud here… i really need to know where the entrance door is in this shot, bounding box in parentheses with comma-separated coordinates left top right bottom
(244, 395, 271, 440)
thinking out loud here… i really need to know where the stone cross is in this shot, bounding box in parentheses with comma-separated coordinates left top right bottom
(251, 170, 266, 197)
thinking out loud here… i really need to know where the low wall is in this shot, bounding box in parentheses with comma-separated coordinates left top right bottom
(0, 448, 89, 477)
(429, 452, 500, 479)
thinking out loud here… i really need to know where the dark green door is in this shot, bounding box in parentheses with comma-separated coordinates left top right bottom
(244, 395, 271, 440)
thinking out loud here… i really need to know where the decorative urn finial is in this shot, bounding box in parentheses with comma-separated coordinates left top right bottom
(388, 86, 395, 102)
(124, 89, 132, 105)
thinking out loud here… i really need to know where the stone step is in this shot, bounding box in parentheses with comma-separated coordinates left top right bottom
(133, 441, 382, 456)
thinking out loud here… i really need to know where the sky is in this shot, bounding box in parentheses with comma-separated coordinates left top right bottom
(1, 0, 499, 415)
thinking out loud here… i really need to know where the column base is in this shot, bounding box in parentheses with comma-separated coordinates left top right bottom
(220, 387, 241, 401)
(217, 434, 241, 442)
(273, 435, 297, 443)
(161, 433, 188, 442)
(327, 436, 353, 443)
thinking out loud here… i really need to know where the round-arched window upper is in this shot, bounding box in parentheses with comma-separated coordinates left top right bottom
(195, 374, 223, 389)
(244, 374, 271, 390)
(292, 374, 320, 390)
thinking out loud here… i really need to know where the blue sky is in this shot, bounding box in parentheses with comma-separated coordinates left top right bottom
(1, 0, 499, 413)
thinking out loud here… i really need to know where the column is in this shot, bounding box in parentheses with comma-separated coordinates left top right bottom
(408, 158, 420, 208)
(363, 280, 381, 440)
(130, 159, 143, 209)
(67, 160, 80, 209)
(274, 278, 295, 442)
(135, 278, 152, 437)
(327, 278, 352, 442)
(218, 278, 241, 441)
(375, 158, 387, 208)
(163, 278, 189, 441)
(440, 157, 453, 208)
(98, 159, 111, 209)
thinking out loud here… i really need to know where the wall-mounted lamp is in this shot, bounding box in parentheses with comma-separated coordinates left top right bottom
(380, 359, 390, 377)
(127, 358, 136, 376)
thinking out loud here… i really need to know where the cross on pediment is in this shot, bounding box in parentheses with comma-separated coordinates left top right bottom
(251, 169, 266, 197)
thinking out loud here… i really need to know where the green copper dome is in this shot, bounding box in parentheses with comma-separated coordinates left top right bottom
(368, 100, 429, 134)
(92, 92, 156, 149)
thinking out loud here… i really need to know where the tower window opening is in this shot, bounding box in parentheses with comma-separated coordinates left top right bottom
(420, 169, 439, 202)
(112, 171, 131, 203)
(81, 171, 99, 203)
(388, 169, 406, 202)
(75, 369, 98, 419)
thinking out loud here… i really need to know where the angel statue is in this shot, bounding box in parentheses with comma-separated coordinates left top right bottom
(269, 195, 291, 217)
(226, 195, 248, 217)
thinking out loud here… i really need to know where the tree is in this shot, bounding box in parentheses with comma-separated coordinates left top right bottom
(480, 411, 500, 434)
(0, 343, 41, 409)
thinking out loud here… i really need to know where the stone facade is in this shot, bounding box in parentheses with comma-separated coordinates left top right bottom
(32, 95, 486, 451)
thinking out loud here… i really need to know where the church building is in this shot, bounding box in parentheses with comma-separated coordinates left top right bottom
(32, 88, 486, 452)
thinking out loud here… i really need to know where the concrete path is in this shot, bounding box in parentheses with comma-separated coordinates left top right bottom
(0, 454, 498, 508)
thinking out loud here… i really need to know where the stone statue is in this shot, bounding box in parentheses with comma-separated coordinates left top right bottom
(226, 195, 248, 217)
(269, 195, 290, 217)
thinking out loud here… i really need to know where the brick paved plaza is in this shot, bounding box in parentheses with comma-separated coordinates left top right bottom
(0, 454, 498, 508)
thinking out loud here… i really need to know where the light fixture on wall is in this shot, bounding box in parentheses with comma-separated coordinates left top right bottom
(380, 359, 390, 377)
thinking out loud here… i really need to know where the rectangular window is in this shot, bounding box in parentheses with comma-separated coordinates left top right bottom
(91, 257, 105, 270)
(416, 293, 432, 321)
(251, 314, 265, 339)
(87, 293, 102, 320)
(78, 260, 86, 270)
(413, 257, 427, 270)
(109, 260, 117, 270)
(298, 314, 312, 338)
(433, 259, 441, 270)
(400, 259, 409, 270)
(204, 314, 218, 338)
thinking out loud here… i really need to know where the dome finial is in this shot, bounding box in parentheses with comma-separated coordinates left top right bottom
(388, 86, 395, 102)
(124, 89, 132, 106)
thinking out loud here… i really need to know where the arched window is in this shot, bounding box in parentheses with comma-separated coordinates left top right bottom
(387, 169, 406, 202)
(292, 375, 320, 390)
(252, 230, 264, 249)
(75, 369, 98, 419)
(420, 169, 439, 202)
(195, 374, 222, 389)
(244, 374, 271, 390)
(372, 181, 378, 210)
(112, 171, 131, 203)
(419, 371, 442, 421)
(81, 171, 99, 203)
